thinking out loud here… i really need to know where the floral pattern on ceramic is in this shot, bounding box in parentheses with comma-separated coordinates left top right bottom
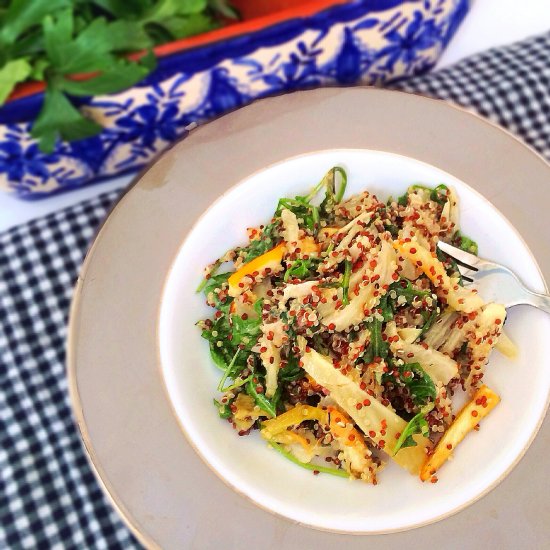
(0, 0, 469, 199)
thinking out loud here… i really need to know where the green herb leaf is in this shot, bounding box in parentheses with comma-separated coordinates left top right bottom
(341, 259, 351, 306)
(383, 362, 436, 406)
(240, 220, 279, 262)
(364, 317, 388, 361)
(213, 398, 232, 419)
(430, 184, 449, 205)
(284, 258, 319, 282)
(246, 379, 276, 418)
(0, 58, 31, 103)
(267, 441, 349, 478)
(0, 0, 70, 45)
(230, 302, 262, 351)
(453, 230, 479, 255)
(318, 166, 347, 214)
(392, 403, 433, 455)
(217, 349, 241, 391)
(279, 353, 305, 382)
(276, 196, 319, 233)
(31, 86, 102, 152)
(58, 58, 153, 96)
(378, 294, 394, 322)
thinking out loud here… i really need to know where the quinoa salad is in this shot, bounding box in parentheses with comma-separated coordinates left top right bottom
(197, 167, 516, 484)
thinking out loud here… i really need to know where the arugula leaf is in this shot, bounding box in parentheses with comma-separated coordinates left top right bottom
(246, 378, 276, 418)
(453, 230, 479, 255)
(200, 271, 231, 304)
(377, 294, 394, 322)
(364, 317, 388, 362)
(436, 246, 464, 285)
(276, 197, 319, 233)
(341, 259, 351, 306)
(240, 220, 279, 262)
(384, 362, 436, 406)
(217, 349, 241, 391)
(318, 166, 347, 214)
(209, 343, 228, 371)
(231, 307, 262, 352)
(213, 398, 232, 419)
(0, 58, 31, 103)
(389, 279, 430, 304)
(267, 441, 348, 478)
(392, 405, 433, 455)
(397, 191, 409, 207)
(279, 353, 305, 382)
(284, 258, 319, 282)
(430, 184, 449, 205)
(419, 308, 437, 338)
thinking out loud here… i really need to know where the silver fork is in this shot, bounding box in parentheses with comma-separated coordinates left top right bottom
(437, 241, 550, 313)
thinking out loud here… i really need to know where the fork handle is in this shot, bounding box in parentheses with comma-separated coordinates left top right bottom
(522, 289, 550, 314)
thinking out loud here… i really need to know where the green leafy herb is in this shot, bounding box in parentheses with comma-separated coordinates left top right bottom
(240, 220, 279, 262)
(245, 378, 277, 418)
(217, 349, 241, 391)
(419, 308, 438, 338)
(392, 403, 433, 455)
(364, 317, 388, 362)
(284, 258, 320, 282)
(377, 294, 394, 322)
(201, 272, 232, 312)
(213, 398, 232, 419)
(430, 184, 449, 205)
(453, 230, 479, 255)
(399, 183, 449, 207)
(0, 0, 237, 151)
(341, 259, 351, 306)
(220, 375, 252, 393)
(267, 441, 349, 478)
(384, 362, 436, 406)
(397, 191, 409, 207)
(318, 166, 347, 214)
(279, 353, 305, 382)
(0, 58, 32, 103)
(230, 301, 262, 351)
(277, 196, 319, 233)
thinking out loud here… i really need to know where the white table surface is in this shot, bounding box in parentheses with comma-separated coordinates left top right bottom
(1, 0, 550, 232)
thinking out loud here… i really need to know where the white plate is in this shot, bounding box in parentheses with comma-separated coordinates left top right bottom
(159, 149, 550, 533)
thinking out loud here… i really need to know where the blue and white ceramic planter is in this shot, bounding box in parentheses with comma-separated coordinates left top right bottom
(0, 0, 469, 199)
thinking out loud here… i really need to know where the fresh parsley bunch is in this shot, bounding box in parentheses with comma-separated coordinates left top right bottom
(0, 0, 237, 151)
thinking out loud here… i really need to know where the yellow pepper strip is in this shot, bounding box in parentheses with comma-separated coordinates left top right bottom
(228, 243, 285, 297)
(261, 404, 327, 439)
(271, 431, 312, 452)
(327, 406, 367, 448)
(393, 239, 448, 288)
(420, 385, 500, 481)
(297, 237, 320, 255)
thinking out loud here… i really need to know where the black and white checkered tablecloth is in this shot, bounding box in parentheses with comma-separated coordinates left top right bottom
(1, 32, 550, 549)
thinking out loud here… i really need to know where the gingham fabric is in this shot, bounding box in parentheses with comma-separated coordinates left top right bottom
(1, 32, 550, 549)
